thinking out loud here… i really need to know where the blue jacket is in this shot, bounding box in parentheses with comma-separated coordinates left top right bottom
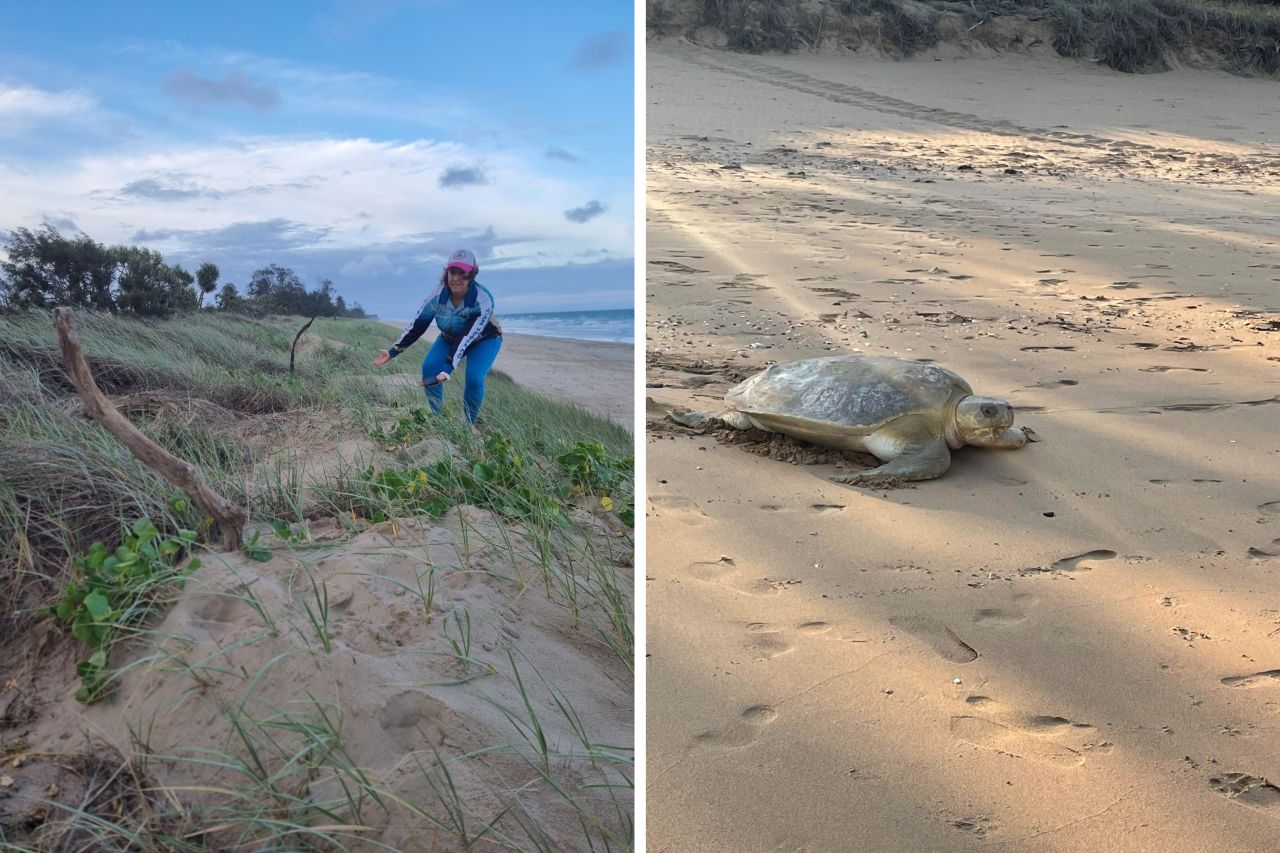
(388, 280, 502, 372)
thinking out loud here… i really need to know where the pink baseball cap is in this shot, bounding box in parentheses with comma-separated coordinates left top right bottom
(445, 248, 477, 273)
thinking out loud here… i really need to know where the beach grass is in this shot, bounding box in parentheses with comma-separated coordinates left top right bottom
(0, 307, 633, 850)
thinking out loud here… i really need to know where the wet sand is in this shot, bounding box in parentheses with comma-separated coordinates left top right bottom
(646, 39, 1280, 852)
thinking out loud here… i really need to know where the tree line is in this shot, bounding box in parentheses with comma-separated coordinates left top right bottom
(0, 225, 368, 319)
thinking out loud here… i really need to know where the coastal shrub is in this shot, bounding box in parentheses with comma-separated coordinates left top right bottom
(43, 515, 199, 703)
(871, 0, 943, 54)
(341, 431, 568, 525)
(717, 0, 808, 52)
(557, 440, 636, 527)
(650, 0, 680, 33)
(368, 405, 435, 448)
(557, 441, 628, 495)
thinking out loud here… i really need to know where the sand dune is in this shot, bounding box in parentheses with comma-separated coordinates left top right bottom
(3, 327, 634, 849)
(646, 39, 1280, 852)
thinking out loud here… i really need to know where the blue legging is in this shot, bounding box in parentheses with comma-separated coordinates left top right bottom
(421, 334, 502, 423)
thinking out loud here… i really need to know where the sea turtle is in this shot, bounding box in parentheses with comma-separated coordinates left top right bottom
(671, 355, 1032, 486)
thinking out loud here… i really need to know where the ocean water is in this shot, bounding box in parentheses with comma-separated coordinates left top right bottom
(496, 308, 634, 344)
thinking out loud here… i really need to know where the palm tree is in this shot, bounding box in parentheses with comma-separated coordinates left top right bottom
(196, 261, 219, 310)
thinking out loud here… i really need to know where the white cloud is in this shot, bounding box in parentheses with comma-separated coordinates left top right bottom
(0, 135, 632, 268)
(0, 84, 95, 134)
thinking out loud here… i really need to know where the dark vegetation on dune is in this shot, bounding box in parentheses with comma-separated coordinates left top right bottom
(0, 224, 371, 319)
(650, 0, 1280, 76)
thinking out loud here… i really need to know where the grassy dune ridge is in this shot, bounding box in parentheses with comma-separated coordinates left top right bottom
(0, 309, 633, 850)
(649, 0, 1280, 76)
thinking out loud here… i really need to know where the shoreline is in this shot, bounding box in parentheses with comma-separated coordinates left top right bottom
(378, 323, 633, 429)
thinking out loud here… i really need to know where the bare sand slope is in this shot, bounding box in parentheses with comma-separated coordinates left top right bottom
(646, 40, 1280, 852)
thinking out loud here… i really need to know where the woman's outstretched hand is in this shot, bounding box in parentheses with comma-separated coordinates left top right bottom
(372, 351, 391, 367)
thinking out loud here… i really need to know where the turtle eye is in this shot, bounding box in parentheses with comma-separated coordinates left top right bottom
(981, 404, 997, 418)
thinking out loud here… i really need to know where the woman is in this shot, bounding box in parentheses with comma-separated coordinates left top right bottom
(373, 248, 503, 424)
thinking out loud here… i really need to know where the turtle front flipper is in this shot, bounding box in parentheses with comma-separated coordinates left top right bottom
(667, 409, 713, 429)
(666, 409, 754, 431)
(830, 433, 952, 488)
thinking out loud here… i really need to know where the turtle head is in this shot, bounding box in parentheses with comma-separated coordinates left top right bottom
(954, 395, 1016, 446)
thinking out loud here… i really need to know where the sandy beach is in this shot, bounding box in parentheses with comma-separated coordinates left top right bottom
(496, 333, 635, 430)
(646, 39, 1280, 852)
(381, 324, 634, 430)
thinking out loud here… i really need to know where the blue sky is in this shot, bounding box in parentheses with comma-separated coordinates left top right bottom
(0, 0, 634, 315)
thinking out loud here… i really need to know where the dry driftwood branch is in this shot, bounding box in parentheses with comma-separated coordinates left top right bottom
(290, 315, 317, 377)
(53, 307, 246, 550)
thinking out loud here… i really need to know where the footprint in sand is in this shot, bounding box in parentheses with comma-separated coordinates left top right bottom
(649, 495, 713, 526)
(889, 616, 978, 663)
(947, 815, 997, 838)
(973, 608, 1028, 627)
(743, 620, 868, 660)
(1248, 539, 1280, 559)
(1222, 670, 1280, 688)
(797, 620, 853, 638)
(379, 690, 454, 750)
(744, 623, 794, 660)
(1051, 550, 1118, 572)
(1260, 501, 1280, 516)
(758, 503, 847, 515)
(1159, 402, 1232, 413)
(951, 713, 1095, 767)
(688, 557, 801, 596)
(183, 590, 265, 640)
(691, 704, 780, 752)
(1209, 774, 1280, 814)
